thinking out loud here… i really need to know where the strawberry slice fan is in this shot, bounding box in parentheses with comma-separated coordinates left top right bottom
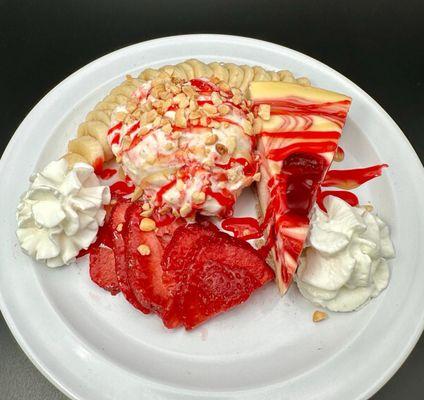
(249, 82, 353, 294)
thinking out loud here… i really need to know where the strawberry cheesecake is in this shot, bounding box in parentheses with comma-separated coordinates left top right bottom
(249, 82, 352, 293)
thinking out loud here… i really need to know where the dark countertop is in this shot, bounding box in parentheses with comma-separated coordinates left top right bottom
(1, 1, 423, 399)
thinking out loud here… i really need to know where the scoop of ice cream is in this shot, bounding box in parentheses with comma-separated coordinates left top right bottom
(107, 77, 258, 217)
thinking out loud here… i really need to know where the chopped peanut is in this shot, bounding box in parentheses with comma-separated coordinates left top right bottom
(131, 186, 144, 202)
(139, 217, 156, 232)
(313, 310, 328, 323)
(211, 91, 223, 105)
(137, 244, 151, 256)
(218, 104, 230, 116)
(203, 103, 218, 116)
(192, 191, 206, 204)
(179, 204, 192, 218)
(205, 134, 218, 145)
(215, 143, 228, 155)
(116, 223, 123, 232)
(175, 109, 187, 128)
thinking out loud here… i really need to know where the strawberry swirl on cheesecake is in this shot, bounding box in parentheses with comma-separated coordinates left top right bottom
(107, 76, 259, 218)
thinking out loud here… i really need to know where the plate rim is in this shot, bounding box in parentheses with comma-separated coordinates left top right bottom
(1, 33, 423, 400)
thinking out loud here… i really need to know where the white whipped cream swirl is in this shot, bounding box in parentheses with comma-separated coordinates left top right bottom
(296, 196, 395, 312)
(16, 159, 110, 267)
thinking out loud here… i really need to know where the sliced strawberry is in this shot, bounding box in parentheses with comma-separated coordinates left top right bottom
(89, 246, 120, 295)
(113, 228, 150, 314)
(162, 223, 274, 330)
(125, 204, 174, 315)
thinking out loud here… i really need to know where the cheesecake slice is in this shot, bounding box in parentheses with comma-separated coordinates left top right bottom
(249, 82, 352, 294)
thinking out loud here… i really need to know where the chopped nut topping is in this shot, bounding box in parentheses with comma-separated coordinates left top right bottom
(313, 310, 328, 323)
(152, 116, 162, 128)
(116, 223, 123, 232)
(178, 96, 190, 109)
(199, 115, 208, 127)
(175, 109, 187, 128)
(110, 199, 118, 205)
(137, 244, 151, 256)
(215, 143, 228, 155)
(205, 134, 218, 145)
(162, 123, 173, 134)
(189, 99, 198, 111)
(159, 205, 172, 215)
(211, 91, 223, 106)
(218, 104, 230, 116)
(142, 203, 151, 211)
(131, 186, 144, 202)
(192, 191, 206, 204)
(333, 149, 345, 162)
(258, 104, 271, 121)
(139, 217, 156, 232)
(182, 85, 197, 98)
(140, 209, 153, 218)
(203, 103, 218, 116)
(208, 120, 221, 129)
(241, 120, 253, 136)
(180, 203, 192, 217)
(171, 130, 182, 139)
(189, 110, 202, 120)
(363, 204, 374, 212)
(159, 90, 173, 100)
(151, 84, 165, 98)
(164, 142, 174, 151)
(252, 172, 261, 181)
(232, 94, 242, 105)
(140, 109, 157, 126)
(170, 84, 181, 95)
(173, 93, 186, 103)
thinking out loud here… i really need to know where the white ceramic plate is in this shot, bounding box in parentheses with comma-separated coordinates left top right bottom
(1, 34, 423, 400)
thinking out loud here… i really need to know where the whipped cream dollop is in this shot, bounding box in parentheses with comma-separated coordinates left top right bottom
(16, 159, 110, 267)
(107, 77, 257, 217)
(296, 196, 395, 312)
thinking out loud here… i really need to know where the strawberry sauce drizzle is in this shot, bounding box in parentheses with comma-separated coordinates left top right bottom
(316, 190, 359, 212)
(256, 98, 351, 127)
(156, 179, 177, 205)
(110, 181, 135, 198)
(221, 217, 262, 240)
(322, 164, 388, 189)
(98, 168, 117, 180)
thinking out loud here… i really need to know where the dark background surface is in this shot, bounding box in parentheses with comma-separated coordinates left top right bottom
(0, 0, 423, 399)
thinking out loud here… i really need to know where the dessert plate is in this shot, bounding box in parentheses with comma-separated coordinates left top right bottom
(1, 34, 423, 400)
